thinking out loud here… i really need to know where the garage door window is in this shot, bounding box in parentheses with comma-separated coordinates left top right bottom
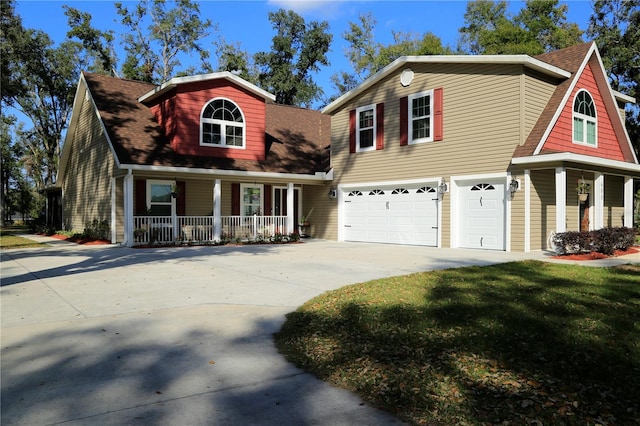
(471, 183, 495, 191)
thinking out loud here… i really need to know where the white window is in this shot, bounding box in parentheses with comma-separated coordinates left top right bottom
(356, 104, 376, 152)
(201, 98, 245, 148)
(147, 180, 174, 216)
(409, 89, 434, 144)
(240, 184, 263, 216)
(572, 90, 597, 147)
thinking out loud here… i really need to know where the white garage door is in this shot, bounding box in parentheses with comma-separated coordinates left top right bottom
(343, 184, 439, 246)
(459, 181, 505, 250)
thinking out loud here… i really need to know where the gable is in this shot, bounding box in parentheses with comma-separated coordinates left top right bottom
(146, 80, 267, 161)
(540, 58, 627, 161)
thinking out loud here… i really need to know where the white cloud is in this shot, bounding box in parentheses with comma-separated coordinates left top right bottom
(267, 0, 344, 16)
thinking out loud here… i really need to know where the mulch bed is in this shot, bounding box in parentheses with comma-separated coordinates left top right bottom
(551, 246, 639, 260)
(50, 234, 111, 245)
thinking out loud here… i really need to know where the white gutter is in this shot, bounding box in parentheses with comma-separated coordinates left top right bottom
(512, 152, 640, 174)
(119, 164, 333, 182)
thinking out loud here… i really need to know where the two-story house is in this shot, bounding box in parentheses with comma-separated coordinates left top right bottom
(56, 42, 638, 251)
(317, 41, 638, 252)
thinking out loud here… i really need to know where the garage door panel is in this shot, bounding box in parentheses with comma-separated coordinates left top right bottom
(344, 184, 439, 246)
(459, 182, 505, 250)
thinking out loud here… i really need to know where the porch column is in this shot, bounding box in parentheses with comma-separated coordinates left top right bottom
(555, 167, 566, 233)
(213, 179, 221, 240)
(594, 172, 604, 229)
(286, 182, 294, 234)
(123, 172, 134, 247)
(624, 176, 634, 228)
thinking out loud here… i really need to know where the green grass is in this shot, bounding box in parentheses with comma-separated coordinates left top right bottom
(275, 261, 640, 425)
(0, 225, 43, 249)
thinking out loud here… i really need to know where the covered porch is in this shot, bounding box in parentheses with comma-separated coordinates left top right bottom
(118, 169, 331, 247)
(512, 153, 639, 251)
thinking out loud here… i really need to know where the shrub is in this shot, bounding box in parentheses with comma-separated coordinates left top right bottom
(83, 219, 109, 240)
(553, 227, 636, 255)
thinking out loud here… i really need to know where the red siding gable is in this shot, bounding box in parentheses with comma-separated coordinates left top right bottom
(148, 79, 266, 161)
(540, 59, 625, 162)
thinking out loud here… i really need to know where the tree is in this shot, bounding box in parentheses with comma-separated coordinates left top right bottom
(115, 0, 213, 83)
(64, 5, 117, 75)
(213, 37, 258, 83)
(331, 12, 451, 98)
(588, 0, 640, 156)
(255, 9, 332, 106)
(458, 0, 583, 55)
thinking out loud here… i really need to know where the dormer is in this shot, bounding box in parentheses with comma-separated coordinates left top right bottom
(138, 72, 276, 161)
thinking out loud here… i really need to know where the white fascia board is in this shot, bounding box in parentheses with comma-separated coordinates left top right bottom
(512, 152, 640, 174)
(138, 71, 276, 103)
(57, 74, 87, 187)
(614, 90, 636, 104)
(120, 164, 331, 182)
(322, 54, 570, 115)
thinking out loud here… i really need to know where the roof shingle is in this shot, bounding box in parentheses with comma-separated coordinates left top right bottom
(83, 72, 330, 175)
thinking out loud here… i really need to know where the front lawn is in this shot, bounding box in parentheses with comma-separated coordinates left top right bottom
(275, 260, 640, 425)
(0, 226, 43, 249)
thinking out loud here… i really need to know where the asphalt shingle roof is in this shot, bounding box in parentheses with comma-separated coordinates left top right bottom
(83, 72, 330, 175)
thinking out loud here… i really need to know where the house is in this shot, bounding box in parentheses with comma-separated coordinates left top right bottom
(319, 41, 639, 252)
(57, 71, 332, 246)
(56, 41, 638, 251)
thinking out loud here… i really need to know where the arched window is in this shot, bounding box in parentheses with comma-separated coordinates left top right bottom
(201, 98, 245, 148)
(572, 90, 597, 146)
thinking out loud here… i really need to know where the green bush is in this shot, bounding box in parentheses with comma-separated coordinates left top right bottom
(553, 227, 637, 255)
(83, 219, 109, 240)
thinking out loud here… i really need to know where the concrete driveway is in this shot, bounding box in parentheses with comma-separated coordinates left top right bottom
(2, 238, 547, 425)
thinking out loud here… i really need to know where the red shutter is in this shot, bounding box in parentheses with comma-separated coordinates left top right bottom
(349, 109, 356, 153)
(176, 181, 186, 216)
(434, 87, 443, 141)
(135, 179, 146, 214)
(399, 96, 408, 146)
(264, 185, 272, 215)
(376, 103, 384, 150)
(231, 183, 240, 215)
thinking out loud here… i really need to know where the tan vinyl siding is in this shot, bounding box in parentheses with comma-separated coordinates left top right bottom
(301, 184, 337, 239)
(185, 179, 215, 215)
(62, 94, 117, 233)
(115, 177, 124, 241)
(604, 175, 625, 227)
(523, 71, 557, 143)
(510, 182, 525, 251)
(331, 63, 523, 185)
(530, 169, 556, 250)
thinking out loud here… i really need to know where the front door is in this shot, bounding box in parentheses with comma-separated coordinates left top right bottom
(580, 194, 590, 232)
(273, 187, 300, 223)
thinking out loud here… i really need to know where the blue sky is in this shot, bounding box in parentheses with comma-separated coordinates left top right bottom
(16, 0, 595, 102)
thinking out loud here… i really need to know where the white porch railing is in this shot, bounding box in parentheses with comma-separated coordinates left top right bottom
(133, 215, 289, 245)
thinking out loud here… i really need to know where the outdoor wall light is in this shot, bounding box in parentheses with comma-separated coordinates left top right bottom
(328, 188, 337, 199)
(509, 177, 520, 198)
(438, 179, 448, 199)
